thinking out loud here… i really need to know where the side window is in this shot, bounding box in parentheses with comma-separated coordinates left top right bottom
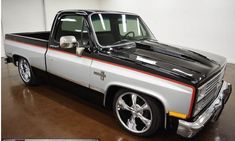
(55, 15, 88, 45)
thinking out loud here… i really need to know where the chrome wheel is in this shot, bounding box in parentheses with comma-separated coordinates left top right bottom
(19, 59, 31, 82)
(115, 92, 152, 133)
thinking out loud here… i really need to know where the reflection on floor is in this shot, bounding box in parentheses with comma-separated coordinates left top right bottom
(2, 62, 235, 141)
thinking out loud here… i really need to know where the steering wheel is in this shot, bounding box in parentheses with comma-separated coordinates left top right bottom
(124, 31, 135, 38)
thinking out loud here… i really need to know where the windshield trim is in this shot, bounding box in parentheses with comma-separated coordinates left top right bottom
(88, 12, 155, 48)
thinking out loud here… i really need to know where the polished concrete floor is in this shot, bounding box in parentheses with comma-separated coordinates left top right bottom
(2, 61, 235, 141)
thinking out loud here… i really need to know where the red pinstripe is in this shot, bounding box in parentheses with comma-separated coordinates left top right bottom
(6, 39, 196, 118)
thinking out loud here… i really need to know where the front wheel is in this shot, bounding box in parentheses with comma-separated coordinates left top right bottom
(113, 89, 163, 136)
(18, 57, 39, 86)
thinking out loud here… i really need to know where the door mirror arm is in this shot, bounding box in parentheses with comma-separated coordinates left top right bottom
(76, 47, 85, 56)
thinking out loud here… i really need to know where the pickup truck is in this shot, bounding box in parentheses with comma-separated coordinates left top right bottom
(4, 10, 232, 138)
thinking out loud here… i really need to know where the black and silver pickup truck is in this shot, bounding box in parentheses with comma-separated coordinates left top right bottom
(4, 10, 232, 138)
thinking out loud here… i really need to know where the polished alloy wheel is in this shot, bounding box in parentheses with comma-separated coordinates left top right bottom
(19, 59, 31, 82)
(115, 92, 152, 133)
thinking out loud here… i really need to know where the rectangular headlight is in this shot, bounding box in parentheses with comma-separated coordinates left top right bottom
(197, 86, 207, 102)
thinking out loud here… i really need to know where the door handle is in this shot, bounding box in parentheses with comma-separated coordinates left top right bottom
(49, 45, 59, 48)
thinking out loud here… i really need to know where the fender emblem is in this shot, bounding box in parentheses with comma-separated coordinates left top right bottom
(94, 71, 106, 80)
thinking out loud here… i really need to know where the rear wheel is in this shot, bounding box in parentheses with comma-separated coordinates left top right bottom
(113, 89, 163, 136)
(18, 57, 39, 86)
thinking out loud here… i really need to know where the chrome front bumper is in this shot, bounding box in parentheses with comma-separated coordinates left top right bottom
(177, 81, 232, 138)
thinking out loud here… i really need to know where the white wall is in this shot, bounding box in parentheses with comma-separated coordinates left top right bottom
(1, 0, 100, 57)
(1, 0, 46, 56)
(44, 0, 100, 30)
(2, 0, 45, 33)
(100, 0, 235, 63)
(2, 0, 235, 63)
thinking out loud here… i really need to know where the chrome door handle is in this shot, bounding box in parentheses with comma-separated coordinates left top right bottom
(49, 45, 59, 48)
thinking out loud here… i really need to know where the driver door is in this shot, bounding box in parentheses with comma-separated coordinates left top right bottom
(46, 14, 92, 87)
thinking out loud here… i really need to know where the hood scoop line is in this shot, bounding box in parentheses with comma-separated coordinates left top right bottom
(136, 56, 157, 65)
(135, 42, 209, 64)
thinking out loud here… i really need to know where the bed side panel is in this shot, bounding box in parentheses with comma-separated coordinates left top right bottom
(5, 34, 48, 71)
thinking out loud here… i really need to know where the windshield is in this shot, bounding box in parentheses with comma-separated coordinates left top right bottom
(91, 13, 155, 47)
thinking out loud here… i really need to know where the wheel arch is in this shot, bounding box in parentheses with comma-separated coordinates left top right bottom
(12, 54, 29, 66)
(104, 84, 168, 124)
(12, 54, 21, 66)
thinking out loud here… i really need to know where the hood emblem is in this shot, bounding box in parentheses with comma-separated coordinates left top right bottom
(136, 56, 157, 65)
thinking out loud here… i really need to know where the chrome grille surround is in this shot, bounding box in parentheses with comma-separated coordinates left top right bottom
(193, 67, 225, 116)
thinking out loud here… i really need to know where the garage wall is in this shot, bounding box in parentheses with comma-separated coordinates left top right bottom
(1, 0, 46, 57)
(44, 0, 100, 30)
(2, 0, 235, 63)
(1, 0, 100, 57)
(100, 0, 235, 63)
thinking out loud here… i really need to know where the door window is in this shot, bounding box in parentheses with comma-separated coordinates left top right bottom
(55, 15, 89, 46)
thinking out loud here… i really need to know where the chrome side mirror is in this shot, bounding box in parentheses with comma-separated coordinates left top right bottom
(60, 36, 78, 49)
(60, 36, 85, 56)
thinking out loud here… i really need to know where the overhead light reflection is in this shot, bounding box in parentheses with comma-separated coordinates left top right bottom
(172, 68, 193, 77)
(137, 18, 141, 35)
(122, 14, 127, 33)
(61, 18, 77, 22)
(98, 14, 106, 30)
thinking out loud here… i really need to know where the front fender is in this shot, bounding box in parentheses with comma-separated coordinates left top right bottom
(104, 82, 169, 114)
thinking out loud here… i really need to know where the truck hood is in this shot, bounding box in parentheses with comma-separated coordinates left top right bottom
(105, 40, 226, 85)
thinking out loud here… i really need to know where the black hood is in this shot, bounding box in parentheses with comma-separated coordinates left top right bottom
(101, 40, 226, 85)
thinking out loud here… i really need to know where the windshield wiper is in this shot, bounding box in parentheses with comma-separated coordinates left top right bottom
(137, 37, 152, 41)
(112, 39, 131, 45)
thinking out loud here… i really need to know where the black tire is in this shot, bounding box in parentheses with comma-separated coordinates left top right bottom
(113, 89, 163, 136)
(18, 57, 39, 86)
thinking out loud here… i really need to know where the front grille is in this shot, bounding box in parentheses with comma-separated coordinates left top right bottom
(194, 67, 225, 116)
(204, 72, 223, 100)
(200, 68, 224, 100)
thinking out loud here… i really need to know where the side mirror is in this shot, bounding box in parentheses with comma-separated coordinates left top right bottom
(60, 36, 85, 56)
(60, 36, 78, 49)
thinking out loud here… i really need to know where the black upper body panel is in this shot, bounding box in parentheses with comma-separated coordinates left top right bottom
(96, 39, 225, 86)
(6, 10, 226, 87)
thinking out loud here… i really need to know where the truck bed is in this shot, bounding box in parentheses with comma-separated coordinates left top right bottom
(5, 31, 50, 71)
(7, 31, 50, 40)
(5, 31, 50, 47)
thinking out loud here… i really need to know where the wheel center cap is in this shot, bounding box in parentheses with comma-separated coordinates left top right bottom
(131, 108, 139, 115)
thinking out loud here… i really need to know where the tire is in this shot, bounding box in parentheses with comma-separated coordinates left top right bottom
(113, 89, 163, 136)
(18, 57, 39, 86)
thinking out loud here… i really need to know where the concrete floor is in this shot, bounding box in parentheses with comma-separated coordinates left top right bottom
(2, 62, 235, 141)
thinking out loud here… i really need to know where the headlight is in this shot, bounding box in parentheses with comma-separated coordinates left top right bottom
(193, 86, 217, 116)
(194, 80, 223, 117)
(193, 86, 208, 116)
(197, 86, 207, 102)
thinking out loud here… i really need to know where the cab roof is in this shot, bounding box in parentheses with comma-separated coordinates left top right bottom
(58, 9, 137, 16)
